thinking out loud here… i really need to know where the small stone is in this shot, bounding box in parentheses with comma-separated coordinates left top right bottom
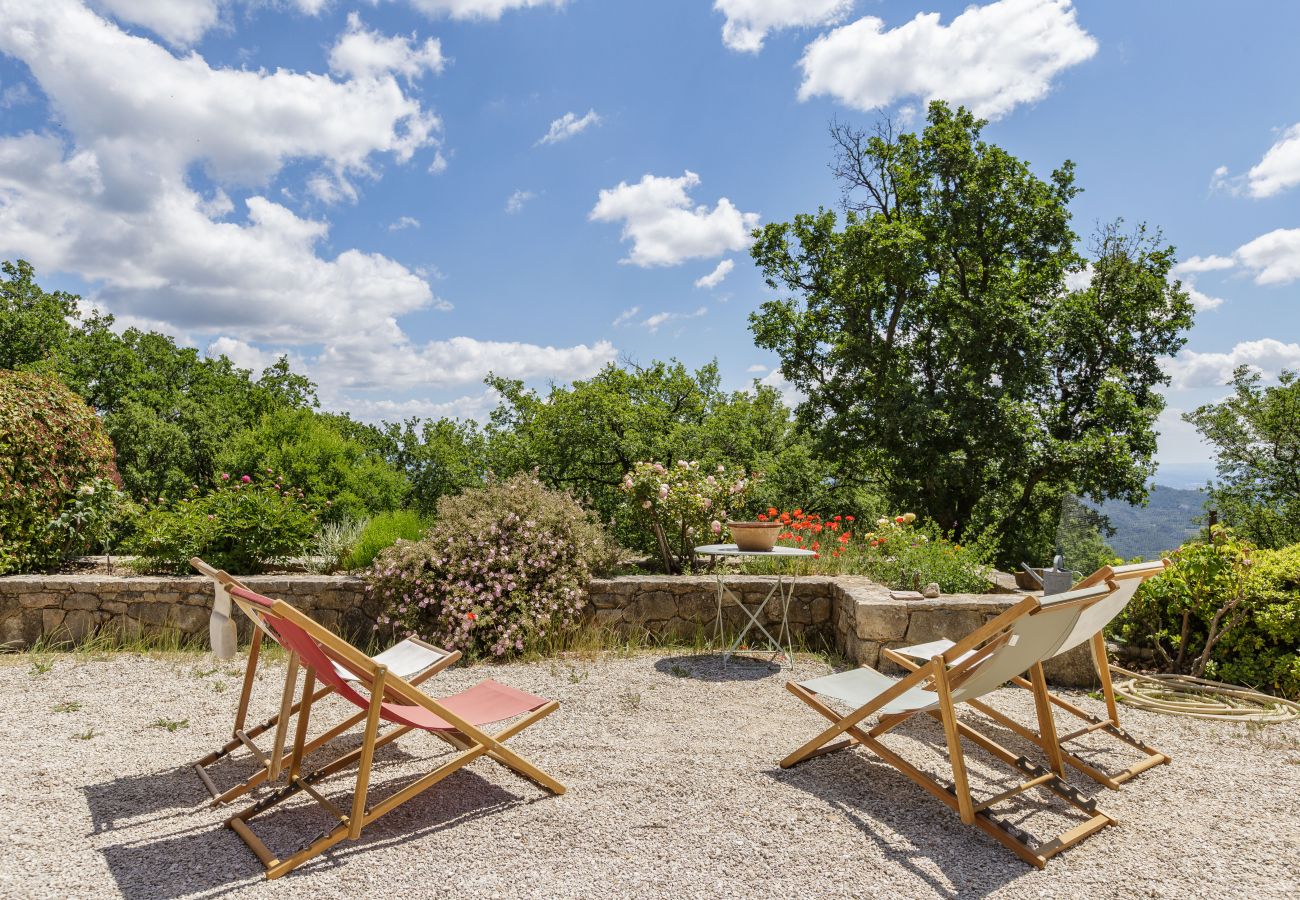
(922, 582, 941, 598)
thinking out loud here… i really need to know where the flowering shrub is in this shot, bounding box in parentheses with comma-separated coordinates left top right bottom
(129, 470, 317, 574)
(46, 477, 136, 562)
(620, 460, 757, 573)
(365, 473, 618, 658)
(743, 508, 991, 592)
(0, 371, 119, 574)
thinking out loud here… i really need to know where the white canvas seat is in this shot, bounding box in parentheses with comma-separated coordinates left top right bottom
(883, 559, 1171, 789)
(783, 583, 1120, 869)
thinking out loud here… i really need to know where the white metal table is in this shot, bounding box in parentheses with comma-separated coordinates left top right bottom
(694, 544, 816, 669)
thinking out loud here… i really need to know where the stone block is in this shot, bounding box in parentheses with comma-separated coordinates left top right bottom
(41, 608, 66, 636)
(62, 609, 98, 643)
(171, 604, 208, 636)
(591, 607, 626, 629)
(904, 609, 988, 645)
(19, 592, 60, 609)
(855, 602, 910, 641)
(629, 591, 678, 623)
(128, 601, 173, 627)
(64, 592, 102, 610)
(842, 635, 880, 668)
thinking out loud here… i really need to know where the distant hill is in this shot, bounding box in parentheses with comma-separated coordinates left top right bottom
(1088, 485, 1207, 561)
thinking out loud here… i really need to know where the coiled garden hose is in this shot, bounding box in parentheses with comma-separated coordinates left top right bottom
(1108, 665, 1300, 723)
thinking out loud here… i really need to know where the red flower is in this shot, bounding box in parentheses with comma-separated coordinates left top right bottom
(833, 515, 842, 522)
(241, 475, 251, 484)
(846, 515, 855, 522)
(757, 513, 768, 521)
(839, 532, 851, 543)
(767, 507, 778, 517)
(467, 612, 477, 621)
(812, 541, 820, 550)
(895, 515, 905, 524)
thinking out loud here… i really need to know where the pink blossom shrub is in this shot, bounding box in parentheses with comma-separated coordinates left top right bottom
(364, 473, 618, 658)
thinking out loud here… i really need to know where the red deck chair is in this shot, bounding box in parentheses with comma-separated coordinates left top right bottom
(190, 558, 457, 806)
(220, 584, 564, 880)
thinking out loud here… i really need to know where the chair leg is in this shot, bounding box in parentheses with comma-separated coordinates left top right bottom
(268, 652, 300, 781)
(933, 657, 976, 825)
(348, 666, 386, 840)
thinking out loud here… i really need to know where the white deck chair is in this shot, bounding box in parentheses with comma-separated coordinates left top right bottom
(882, 560, 1170, 788)
(782, 582, 1119, 869)
(190, 557, 457, 806)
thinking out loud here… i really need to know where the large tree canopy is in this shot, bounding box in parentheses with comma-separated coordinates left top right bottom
(1186, 367, 1300, 549)
(749, 103, 1194, 564)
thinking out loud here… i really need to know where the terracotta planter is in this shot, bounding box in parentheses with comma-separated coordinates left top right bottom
(726, 521, 782, 552)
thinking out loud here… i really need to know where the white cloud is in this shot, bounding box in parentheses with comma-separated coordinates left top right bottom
(403, 0, 565, 20)
(1063, 264, 1092, 292)
(505, 189, 536, 214)
(1173, 255, 1235, 276)
(759, 367, 804, 407)
(1183, 284, 1225, 312)
(428, 149, 449, 174)
(388, 215, 421, 231)
(536, 109, 601, 146)
(798, 0, 1098, 120)
(746, 363, 768, 373)
(641, 307, 707, 334)
(1234, 228, 1300, 285)
(1245, 123, 1300, 199)
(342, 389, 501, 424)
(328, 12, 445, 82)
(694, 258, 734, 289)
(90, 0, 221, 46)
(611, 306, 640, 327)
(1164, 339, 1300, 389)
(713, 0, 851, 53)
(590, 171, 759, 267)
(0, 2, 608, 405)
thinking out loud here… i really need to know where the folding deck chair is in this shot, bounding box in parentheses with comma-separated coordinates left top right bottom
(219, 583, 564, 879)
(190, 557, 458, 806)
(882, 560, 1170, 789)
(781, 583, 1119, 869)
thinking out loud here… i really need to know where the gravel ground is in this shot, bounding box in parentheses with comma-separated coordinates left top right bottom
(2, 651, 1298, 899)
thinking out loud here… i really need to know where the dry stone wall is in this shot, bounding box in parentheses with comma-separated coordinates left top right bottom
(1, 572, 1097, 686)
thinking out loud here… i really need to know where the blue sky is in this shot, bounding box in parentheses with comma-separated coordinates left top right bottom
(1, 0, 1297, 486)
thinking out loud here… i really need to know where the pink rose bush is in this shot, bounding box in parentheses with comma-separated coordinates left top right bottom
(364, 474, 617, 658)
(620, 460, 757, 574)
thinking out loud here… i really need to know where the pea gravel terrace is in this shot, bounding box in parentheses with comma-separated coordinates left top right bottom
(2, 652, 1297, 899)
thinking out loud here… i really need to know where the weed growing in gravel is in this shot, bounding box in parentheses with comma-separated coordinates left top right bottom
(670, 664, 690, 678)
(150, 718, 189, 732)
(74, 728, 99, 740)
(53, 701, 82, 713)
(29, 657, 53, 675)
(192, 665, 219, 678)
(620, 689, 642, 711)
(212, 682, 227, 693)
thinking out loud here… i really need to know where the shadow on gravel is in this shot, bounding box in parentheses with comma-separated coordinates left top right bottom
(762, 712, 1112, 899)
(653, 653, 785, 683)
(93, 765, 540, 899)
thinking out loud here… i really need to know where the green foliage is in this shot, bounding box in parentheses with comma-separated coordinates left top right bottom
(620, 460, 756, 573)
(306, 517, 370, 574)
(748, 105, 1194, 568)
(485, 360, 846, 552)
(1186, 367, 1300, 549)
(0, 371, 119, 573)
(344, 510, 428, 571)
(365, 474, 618, 658)
(380, 417, 488, 516)
(0, 260, 80, 370)
(1116, 527, 1300, 696)
(217, 409, 409, 523)
(46, 477, 137, 561)
(129, 472, 317, 574)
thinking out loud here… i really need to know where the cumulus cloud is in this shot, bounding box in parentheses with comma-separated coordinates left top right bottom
(90, 0, 222, 46)
(641, 307, 707, 334)
(611, 306, 640, 327)
(1234, 228, 1300, 285)
(505, 189, 536, 214)
(1164, 339, 1300, 389)
(0, 1, 611, 404)
(713, 0, 851, 53)
(694, 258, 734, 289)
(536, 109, 601, 146)
(1173, 255, 1236, 276)
(328, 12, 445, 82)
(590, 171, 758, 267)
(388, 215, 421, 231)
(798, 0, 1097, 120)
(403, 0, 565, 20)
(1241, 123, 1300, 199)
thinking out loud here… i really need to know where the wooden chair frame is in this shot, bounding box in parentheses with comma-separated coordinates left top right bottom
(782, 592, 1117, 869)
(189, 558, 457, 807)
(224, 591, 564, 880)
(881, 562, 1171, 790)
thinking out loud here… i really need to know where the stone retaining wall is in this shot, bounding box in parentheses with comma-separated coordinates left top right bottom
(1, 572, 1097, 686)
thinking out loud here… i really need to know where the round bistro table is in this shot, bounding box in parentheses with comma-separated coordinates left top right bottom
(694, 544, 817, 669)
